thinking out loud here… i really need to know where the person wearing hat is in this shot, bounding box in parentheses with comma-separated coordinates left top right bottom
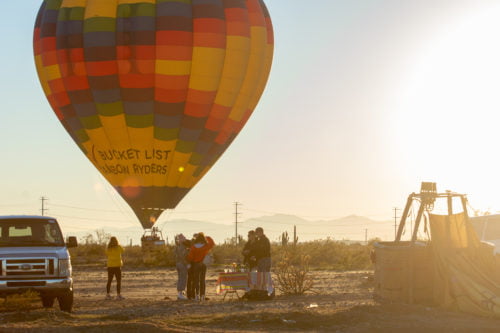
(242, 230, 258, 271)
(174, 233, 190, 300)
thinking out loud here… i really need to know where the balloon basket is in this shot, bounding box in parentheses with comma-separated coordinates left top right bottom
(141, 227, 166, 265)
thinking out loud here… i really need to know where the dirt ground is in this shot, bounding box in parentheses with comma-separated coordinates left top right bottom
(0, 266, 498, 332)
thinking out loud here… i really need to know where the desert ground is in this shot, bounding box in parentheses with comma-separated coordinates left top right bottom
(0, 266, 499, 332)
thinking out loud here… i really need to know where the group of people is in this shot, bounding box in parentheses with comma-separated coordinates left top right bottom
(241, 227, 271, 272)
(174, 232, 214, 301)
(103, 228, 270, 300)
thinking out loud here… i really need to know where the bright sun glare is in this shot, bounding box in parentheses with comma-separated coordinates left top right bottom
(397, 5, 500, 214)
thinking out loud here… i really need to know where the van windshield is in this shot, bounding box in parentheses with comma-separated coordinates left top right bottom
(0, 219, 65, 247)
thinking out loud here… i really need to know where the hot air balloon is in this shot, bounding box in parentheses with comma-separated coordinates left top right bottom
(33, 0, 274, 229)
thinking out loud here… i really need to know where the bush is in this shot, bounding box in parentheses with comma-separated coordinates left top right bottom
(69, 243, 105, 266)
(275, 249, 314, 295)
(69, 237, 373, 271)
(211, 242, 245, 268)
(0, 290, 40, 312)
(272, 240, 373, 270)
(69, 244, 175, 267)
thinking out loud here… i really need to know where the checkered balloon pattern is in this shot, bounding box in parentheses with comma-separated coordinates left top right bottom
(34, 0, 274, 228)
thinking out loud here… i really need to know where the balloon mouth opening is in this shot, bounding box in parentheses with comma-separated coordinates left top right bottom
(136, 208, 165, 228)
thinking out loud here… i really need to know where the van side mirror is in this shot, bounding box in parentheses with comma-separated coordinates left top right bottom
(66, 236, 78, 248)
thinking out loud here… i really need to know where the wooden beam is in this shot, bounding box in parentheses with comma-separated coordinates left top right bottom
(411, 202, 425, 243)
(396, 193, 415, 241)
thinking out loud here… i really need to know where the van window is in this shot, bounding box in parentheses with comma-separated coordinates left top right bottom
(9, 226, 32, 237)
(0, 219, 64, 247)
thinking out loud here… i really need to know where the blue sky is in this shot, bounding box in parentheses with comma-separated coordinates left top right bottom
(2, 0, 500, 241)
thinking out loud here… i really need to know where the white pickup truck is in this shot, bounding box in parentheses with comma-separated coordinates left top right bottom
(0, 215, 77, 312)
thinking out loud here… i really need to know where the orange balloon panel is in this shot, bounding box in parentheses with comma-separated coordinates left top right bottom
(34, 0, 274, 229)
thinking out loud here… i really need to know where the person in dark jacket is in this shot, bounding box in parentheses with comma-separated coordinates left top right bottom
(186, 233, 198, 299)
(242, 230, 257, 271)
(254, 227, 271, 272)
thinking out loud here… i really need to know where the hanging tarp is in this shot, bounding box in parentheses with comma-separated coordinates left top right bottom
(430, 213, 500, 317)
(469, 215, 500, 254)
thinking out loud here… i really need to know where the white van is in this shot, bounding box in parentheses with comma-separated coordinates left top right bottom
(0, 215, 77, 312)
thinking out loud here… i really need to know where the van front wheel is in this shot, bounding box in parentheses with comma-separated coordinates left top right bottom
(57, 290, 73, 312)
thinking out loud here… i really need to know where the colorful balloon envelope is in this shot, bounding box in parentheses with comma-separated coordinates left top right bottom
(33, 0, 274, 229)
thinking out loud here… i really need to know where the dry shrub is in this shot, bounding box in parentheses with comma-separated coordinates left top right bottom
(1, 290, 40, 312)
(70, 243, 175, 267)
(140, 245, 174, 267)
(275, 251, 314, 295)
(69, 243, 105, 266)
(272, 239, 374, 270)
(212, 242, 245, 267)
(69, 236, 374, 270)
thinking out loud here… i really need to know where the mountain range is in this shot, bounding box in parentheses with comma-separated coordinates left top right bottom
(66, 214, 395, 246)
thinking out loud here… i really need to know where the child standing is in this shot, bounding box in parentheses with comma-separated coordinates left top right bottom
(105, 236, 124, 300)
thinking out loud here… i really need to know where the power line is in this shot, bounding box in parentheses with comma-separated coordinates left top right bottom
(243, 217, 393, 228)
(50, 202, 229, 215)
(0, 203, 34, 207)
(170, 208, 229, 214)
(52, 213, 137, 224)
(242, 207, 391, 220)
(50, 203, 123, 213)
(28, 198, 395, 239)
(28, 195, 396, 224)
(98, 173, 137, 221)
(242, 207, 344, 220)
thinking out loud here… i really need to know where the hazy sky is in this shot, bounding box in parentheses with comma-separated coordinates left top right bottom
(2, 1, 500, 240)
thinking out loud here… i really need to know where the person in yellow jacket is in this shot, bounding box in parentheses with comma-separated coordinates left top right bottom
(105, 236, 124, 300)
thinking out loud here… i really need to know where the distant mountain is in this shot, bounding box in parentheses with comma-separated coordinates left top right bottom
(66, 214, 394, 246)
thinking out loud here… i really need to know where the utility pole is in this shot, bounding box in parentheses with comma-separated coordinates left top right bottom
(234, 202, 241, 244)
(40, 196, 48, 216)
(294, 225, 297, 245)
(365, 228, 368, 245)
(393, 207, 400, 239)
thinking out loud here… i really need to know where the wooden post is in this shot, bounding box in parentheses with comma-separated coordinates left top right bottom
(460, 195, 469, 219)
(411, 202, 425, 243)
(396, 193, 415, 241)
(408, 199, 425, 305)
(447, 192, 453, 216)
(445, 192, 452, 237)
